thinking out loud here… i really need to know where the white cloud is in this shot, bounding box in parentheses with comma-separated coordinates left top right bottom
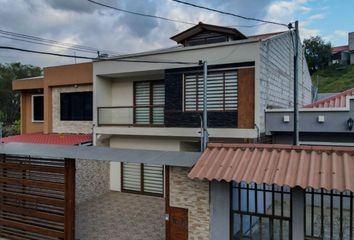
(309, 13, 325, 20)
(323, 30, 348, 45)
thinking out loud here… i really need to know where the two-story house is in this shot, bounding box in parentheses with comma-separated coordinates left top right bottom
(92, 22, 312, 239)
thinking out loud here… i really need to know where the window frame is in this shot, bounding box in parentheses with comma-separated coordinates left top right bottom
(182, 69, 238, 112)
(60, 91, 93, 121)
(31, 94, 44, 123)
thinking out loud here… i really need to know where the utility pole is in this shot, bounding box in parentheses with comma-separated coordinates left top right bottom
(201, 60, 208, 151)
(293, 20, 299, 146)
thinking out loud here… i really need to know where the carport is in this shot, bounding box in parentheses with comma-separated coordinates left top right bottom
(0, 143, 200, 240)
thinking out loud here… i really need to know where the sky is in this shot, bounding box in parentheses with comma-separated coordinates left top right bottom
(0, 0, 353, 68)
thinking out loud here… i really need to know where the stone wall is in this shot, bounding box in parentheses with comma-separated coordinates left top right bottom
(75, 159, 110, 204)
(52, 85, 93, 134)
(170, 166, 210, 240)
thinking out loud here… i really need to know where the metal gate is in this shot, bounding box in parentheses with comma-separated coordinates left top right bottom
(0, 154, 75, 240)
(231, 182, 292, 240)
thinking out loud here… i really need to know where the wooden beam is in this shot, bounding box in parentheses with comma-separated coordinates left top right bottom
(64, 158, 75, 240)
(0, 162, 65, 174)
(0, 190, 65, 207)
(0, 176, 65, 190)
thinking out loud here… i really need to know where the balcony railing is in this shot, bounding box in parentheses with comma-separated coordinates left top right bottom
(97, 105, 164, 126)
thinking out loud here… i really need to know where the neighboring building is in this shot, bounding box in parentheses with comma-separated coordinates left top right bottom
(350, 32, 354, 64)
(93, 22, 312, 239)
(3, 62, 110, 205)
(11, 62, 93, 136)
(331, 31, 354, 65)
(331, 45, 350, 65)
(266, 87, 354, 145)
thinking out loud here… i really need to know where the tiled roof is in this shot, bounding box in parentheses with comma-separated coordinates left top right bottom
(188, 143, 354, 192)
(331, 45, 349, 53)
(0, 133, 92, 145)
(304, 87, 354, 108)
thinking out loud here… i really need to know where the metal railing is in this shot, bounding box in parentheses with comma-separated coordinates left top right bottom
(97, 105, 164, 126)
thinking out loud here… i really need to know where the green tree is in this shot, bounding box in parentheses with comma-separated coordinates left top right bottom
(0, 62, 42, 126)
(303, 36, 332, 75)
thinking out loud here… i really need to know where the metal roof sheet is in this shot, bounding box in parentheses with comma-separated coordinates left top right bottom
(0, 143, 200, 167)
(304, 87, 354, 108)
(0, 133, 92, 145)
(188, 143, 354, 192)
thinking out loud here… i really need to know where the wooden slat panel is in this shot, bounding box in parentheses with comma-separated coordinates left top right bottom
(0, 176, 65, 190)
(0, 218, 64, 238)
(0, 162, 65, 174)
(0, 190, 65, 207)
(237, 68, 255, 128)
(1, 204, 64, 223)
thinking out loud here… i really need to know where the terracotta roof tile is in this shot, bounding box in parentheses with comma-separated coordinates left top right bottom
(0, 133, 92, 145)
(304, 87, 354, 108)
(188, 143, 354, 192)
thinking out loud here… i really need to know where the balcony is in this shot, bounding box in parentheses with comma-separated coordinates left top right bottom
(97, 105, 164, 126)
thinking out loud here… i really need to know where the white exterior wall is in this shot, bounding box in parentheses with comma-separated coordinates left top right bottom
(108, 136, 181, 191)
(52, 85, 93, 134)
(259, 32, 312, 131)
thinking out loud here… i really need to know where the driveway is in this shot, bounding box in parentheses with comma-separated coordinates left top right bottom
(76, 191, 165, 240)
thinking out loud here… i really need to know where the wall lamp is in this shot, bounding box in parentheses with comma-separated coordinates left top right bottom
(347, 117, 354, 131)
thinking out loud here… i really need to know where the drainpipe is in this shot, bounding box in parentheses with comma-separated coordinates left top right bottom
(201, 60, 209, 151)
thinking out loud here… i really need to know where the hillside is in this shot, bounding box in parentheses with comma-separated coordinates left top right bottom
(312, 64, 354, 93)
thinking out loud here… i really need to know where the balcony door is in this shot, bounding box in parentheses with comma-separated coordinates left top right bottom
(134, 81, 164, 125)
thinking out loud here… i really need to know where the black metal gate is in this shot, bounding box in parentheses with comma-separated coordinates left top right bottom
(305, 189, 354, 240)
(0, 154, 75, 240)
(231, 182, 292, 240)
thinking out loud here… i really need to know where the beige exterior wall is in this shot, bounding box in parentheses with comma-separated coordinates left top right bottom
(170, 167, 210, 240)
(52, 85, 93, 134)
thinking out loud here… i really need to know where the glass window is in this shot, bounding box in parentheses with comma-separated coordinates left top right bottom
(60, 92, 92, 121)
(32, 95, 44, 122)
(184, 71, 237, 111)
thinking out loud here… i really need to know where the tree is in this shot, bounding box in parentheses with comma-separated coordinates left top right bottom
(0, 62, 42, 126)
(303, 36, 332, 75)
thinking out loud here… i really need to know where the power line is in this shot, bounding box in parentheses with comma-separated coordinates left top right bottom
(87, 0, 195, 25)
(0, 46, 94, 59)
(88, 0, 264, 28)
(0, 46, 198, 65)
(0, 29, 119, 54)
(171, 0, 290, 28)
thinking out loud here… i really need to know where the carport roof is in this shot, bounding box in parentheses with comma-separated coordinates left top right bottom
(189, 143, 354, 192)
(0, 143, 200, 167)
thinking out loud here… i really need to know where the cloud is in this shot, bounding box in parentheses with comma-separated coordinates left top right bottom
(309, 13, 325, 20)
(323, 30, 348, 45)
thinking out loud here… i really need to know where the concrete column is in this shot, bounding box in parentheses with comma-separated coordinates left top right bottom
(291, 187, 305, 240)
(210, 181, 230, 240)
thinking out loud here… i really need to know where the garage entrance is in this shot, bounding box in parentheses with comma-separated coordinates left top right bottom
(0, 154, 75, 240)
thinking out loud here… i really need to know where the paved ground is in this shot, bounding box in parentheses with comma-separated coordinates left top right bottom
(76, 191, 165, 240)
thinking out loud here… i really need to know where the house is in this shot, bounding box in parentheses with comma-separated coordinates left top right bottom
(266, 87, 354, 146)
(92, 22, 312, 239)
(331, 31, 354, 65)
(4, 62, 110, 205)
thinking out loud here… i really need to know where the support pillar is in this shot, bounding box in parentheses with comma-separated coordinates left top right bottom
(291, 187, 305, 240)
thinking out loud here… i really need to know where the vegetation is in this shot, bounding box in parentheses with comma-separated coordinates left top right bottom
(0, 62, 42, 137)
(303, 36, 332, 75)
(312, 64, 354, 92)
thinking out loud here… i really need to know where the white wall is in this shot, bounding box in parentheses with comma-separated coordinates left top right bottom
(258, 32, 312, 131)
(109, 136, 181, 191)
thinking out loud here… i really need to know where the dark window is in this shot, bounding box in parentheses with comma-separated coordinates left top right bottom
(32, 95, 44, 121)
(60, 92, 92, 121)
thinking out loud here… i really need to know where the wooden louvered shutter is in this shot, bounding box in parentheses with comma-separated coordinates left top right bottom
(152, 82, 165, 124)
(122, 163, 141, 192)
(143, 164, 164, 195)
(135, 82, 150, 124)
(184, 70, 238, 111)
